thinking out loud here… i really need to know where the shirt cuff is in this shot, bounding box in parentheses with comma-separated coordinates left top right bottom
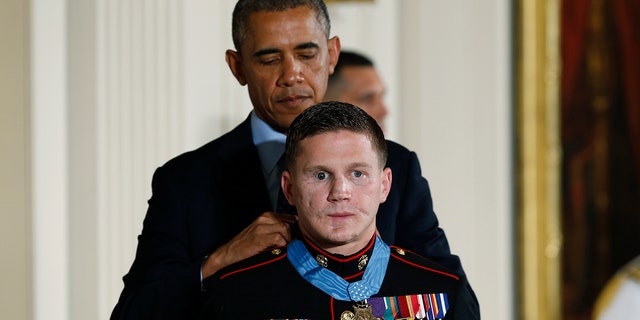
(200, 255, 209, 292)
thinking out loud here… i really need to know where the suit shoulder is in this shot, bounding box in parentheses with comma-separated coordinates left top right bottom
(159, 117, 252, 172)
(389, 246, 461, 282)
(386, 139, 412, 155)
(385, 139, 419, 167)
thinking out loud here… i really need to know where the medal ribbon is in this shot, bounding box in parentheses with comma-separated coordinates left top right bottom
(287, 236, 390, 302)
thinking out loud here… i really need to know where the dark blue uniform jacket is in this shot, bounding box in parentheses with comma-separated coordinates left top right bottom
(201, 235, 478, 319)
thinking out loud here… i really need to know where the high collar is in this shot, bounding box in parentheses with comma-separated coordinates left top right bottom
(299, 234, 377, 280)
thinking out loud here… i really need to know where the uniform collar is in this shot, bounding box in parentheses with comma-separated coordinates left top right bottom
(300, 234, 376, 280)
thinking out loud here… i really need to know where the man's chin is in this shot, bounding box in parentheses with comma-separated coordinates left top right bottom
(324, 232, 356, 246)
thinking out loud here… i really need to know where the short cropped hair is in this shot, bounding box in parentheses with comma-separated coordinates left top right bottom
(332, 51, 374, 76)
(285, 101, 387, 169)
(326, 50, 375, 97)
(231, 0, 331, 51)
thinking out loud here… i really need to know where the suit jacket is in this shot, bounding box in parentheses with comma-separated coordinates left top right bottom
(111, 114, 475, 319)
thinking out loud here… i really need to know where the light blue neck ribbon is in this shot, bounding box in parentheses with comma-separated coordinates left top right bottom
(287, 237, 390, 302)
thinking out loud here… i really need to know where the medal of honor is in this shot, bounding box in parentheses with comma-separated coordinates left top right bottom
(340, 300, 378, 320)
(352, 300, 378, 320)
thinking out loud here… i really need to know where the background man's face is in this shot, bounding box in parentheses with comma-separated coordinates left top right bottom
(333, 66, 388, 130)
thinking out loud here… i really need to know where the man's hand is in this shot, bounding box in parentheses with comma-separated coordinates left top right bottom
(201, 212, 297, 279)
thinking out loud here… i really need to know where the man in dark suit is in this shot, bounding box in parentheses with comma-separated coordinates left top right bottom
(111, 0, 477, 319)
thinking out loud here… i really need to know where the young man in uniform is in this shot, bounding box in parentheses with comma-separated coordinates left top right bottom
(201, 102, 478, 319)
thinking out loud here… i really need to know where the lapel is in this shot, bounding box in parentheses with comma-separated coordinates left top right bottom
(214, 115, 273, 229)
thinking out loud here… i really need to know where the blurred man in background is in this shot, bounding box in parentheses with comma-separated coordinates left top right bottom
(324, 50, 389, 131)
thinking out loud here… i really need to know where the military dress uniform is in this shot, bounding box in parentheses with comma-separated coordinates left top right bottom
(200, 234, 478, 319)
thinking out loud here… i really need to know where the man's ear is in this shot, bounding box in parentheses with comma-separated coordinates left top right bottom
(327, 36, 341, 75)
(281, 171, 294, 205)
(226, 49, 247, 85)
(380, 167, 392, 203)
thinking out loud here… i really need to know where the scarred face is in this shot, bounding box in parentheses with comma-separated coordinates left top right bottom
(226, 6, 340, 133)
(281, 130, 391, 255)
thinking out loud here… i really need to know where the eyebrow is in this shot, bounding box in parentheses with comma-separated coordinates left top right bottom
(303, 162, 374, 174)
(253, 42, 320, 58)
(295, 42, 320, 51)
(254, 48, 281, 58)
